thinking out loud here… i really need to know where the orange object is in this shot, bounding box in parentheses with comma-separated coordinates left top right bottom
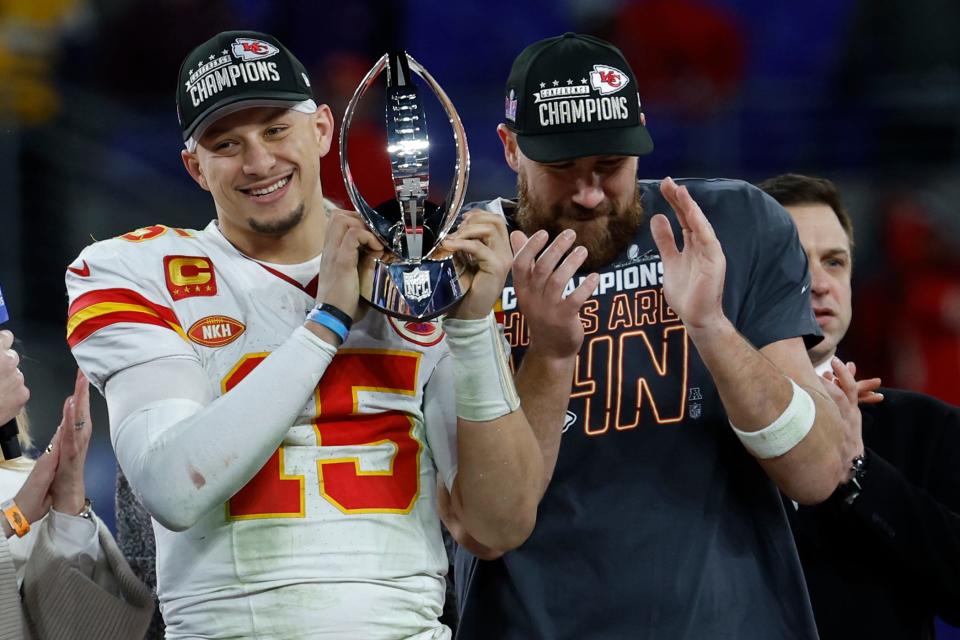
(1, 499, 30, 537)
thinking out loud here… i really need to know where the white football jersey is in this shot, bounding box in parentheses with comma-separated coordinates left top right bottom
(67, 221, 455, 639)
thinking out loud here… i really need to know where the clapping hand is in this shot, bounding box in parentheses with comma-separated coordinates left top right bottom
(844, 360, 883, 405)
(9, 435, 59, 536)
(509, 228, 597, 360)
(49, 370, 92, 516)
(821, 358, 869, 472)
(650, 177, 727, 331)
(6, 370, 92, 537)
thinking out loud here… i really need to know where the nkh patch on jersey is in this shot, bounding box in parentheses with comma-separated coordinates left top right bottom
(188, 315, 245, 348)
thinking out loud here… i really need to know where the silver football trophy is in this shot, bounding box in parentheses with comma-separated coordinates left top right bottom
(340, 51, 471, 320)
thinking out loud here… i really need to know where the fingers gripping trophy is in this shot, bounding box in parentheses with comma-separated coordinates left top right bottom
(340, 51, 472, 320)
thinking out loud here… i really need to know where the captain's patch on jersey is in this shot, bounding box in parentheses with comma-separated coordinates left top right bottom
(387, 316, 444, 347)
(188, 315, 245, 347)
(164, 255, 218, 301)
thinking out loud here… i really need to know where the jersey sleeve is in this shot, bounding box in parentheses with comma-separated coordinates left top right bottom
(423, 351, 458, 491)
(734, 185, 820, 350)
(65, 237, 200, 394)
(421, 316, 514, 491)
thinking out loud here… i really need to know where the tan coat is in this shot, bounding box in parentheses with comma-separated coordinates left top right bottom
(0, 515, 154, 640)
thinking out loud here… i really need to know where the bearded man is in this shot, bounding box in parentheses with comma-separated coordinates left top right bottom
(446, 33, 854, 640)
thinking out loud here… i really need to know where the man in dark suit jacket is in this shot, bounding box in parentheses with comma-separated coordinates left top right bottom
(759, 173, 960, 640)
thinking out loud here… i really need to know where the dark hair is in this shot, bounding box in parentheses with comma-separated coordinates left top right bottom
(756, 173, 854, 250)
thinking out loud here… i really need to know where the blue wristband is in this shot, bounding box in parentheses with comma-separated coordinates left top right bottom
(306, 308, 349, 345)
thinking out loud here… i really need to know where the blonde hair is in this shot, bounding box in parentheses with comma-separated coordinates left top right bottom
(15, 410, 33, 450)
(0, 410, 37, 472)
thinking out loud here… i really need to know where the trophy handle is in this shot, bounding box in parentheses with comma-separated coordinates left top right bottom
(339, 53, 394, 244)
(339, 52, 470, 256)
(402, 54, 470, 257)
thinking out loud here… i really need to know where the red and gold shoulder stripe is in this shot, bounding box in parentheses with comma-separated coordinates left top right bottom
(493, 297, 505, 326)
(67, 288, 187, 347)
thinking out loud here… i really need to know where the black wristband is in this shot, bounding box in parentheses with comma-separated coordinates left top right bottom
(317, 303, 353, 329)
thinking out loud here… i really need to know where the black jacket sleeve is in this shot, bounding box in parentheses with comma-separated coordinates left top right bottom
(848, 389, 960, 625)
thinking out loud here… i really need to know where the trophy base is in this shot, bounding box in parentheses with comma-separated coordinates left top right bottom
(362, 256, 468, 321)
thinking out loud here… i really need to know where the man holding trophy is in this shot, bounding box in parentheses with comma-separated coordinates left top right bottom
(65, 31, 545, 639)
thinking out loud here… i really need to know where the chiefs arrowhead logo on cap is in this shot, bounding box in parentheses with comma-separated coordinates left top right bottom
(231, 38, 279, 61)
(589, 65, 629, 95)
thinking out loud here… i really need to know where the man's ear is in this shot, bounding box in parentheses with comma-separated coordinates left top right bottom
(497, 124, 520, 173)
(313, 104, 335, 158)
(181, 150, 210, 191)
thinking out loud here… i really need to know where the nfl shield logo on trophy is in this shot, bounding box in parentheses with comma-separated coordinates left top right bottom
(403, 268, 431, 302)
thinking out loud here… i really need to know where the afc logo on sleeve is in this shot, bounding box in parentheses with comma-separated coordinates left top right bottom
(164, 255, 218, 301)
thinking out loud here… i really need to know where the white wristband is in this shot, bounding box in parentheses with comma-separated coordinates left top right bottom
(442, 312, 521, 422)
(730, 379, 815, 459)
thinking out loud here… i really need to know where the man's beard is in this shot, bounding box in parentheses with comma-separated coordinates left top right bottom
(248, 202, 306, 235)
(514, 174, 644, 271)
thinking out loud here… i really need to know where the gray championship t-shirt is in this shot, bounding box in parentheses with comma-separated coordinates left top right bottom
(455, 178, 821, 640)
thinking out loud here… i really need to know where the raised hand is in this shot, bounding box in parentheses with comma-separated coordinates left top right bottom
(441, 210, 513, 320)
(649, 177, 727, 331)
(510, 228, 598, 360)
(845, 360, 884, 405)
(0, 330, 29, 425)
(9, 430, 60, 535)
(49, 370, 92, 516)
(822, 357, 866, 470)
(314, 209, 385, 319)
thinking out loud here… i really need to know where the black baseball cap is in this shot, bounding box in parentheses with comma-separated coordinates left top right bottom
(503, 33, 653, 163)
(177, 30, 316, 152)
